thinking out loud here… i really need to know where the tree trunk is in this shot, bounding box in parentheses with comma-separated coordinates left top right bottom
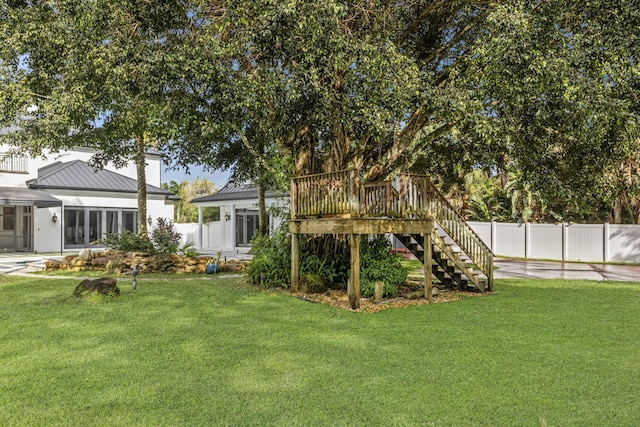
(614, 196, 622, 223)
(258, 180, 268, 235)
(135, 135, 148, 236)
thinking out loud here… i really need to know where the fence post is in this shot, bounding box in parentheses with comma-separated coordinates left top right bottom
(525, 222, 531, 259)
(562, 223, 568, 261)
(490, 221, 496, 252)
(603, 223, 610, 263)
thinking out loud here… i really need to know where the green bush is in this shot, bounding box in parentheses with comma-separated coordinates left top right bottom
(178, 241, 199, 257)
(150, 218, 182, 254)
(246, 227, 291, 288)
(359, 235, 408, 298)
(97, 231, 154, 253)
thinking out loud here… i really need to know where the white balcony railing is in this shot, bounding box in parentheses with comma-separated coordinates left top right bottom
(0, 153, 28, 173)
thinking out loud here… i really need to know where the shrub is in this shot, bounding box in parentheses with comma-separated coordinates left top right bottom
(300, 253, 348, 286)
(178, 241, 199, 257)
(97, 231, 154, 253)
(359, 235, 408, 298)
(246, 227, 291, 288)
(150, 218, 182, 254)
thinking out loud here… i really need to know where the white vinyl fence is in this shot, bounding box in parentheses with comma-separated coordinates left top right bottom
(174, 223, 200, 248)
(180, 220, 640, 264)
(468, 222, 640, 263)
(174, 222, 225, 252)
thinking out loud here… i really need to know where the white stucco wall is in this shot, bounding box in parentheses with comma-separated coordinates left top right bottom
(0, 144, 163, 187)
(192, 196, 288, 252)
(30, 191, 173, 252)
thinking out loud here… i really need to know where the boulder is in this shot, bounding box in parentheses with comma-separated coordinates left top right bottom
(73, 278, 120, 298)
(44, 259, 64, 270)
(91, 257, 110, 267)
(218, 260, 248, 273)
(78, 248, 95, 261)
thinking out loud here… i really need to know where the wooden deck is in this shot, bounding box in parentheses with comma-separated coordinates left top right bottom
(289, 170, 493, 309)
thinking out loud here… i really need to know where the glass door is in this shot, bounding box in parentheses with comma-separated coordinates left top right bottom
(64, 209, 85, 246)
(20, 206, 33, 251)
(89, 210, 102, 243)
(235, 210, 260, 247)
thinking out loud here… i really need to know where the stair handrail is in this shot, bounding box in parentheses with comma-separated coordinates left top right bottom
(399, 174, 493, 289)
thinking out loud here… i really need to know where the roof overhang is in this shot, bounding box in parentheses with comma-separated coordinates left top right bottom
(0, 187, 62, 207)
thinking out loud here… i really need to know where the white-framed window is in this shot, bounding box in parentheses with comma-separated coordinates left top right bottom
(64, 207, 138, 248)
(1, 206, 16, 231)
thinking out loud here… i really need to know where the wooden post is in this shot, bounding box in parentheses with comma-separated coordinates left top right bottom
(424, 231, 433, 302)
(374, 281, 383, 303)
(290, 178, 297, 220)
(349, 234, 360, 309)
(349, 170, 360, 218)
(291, 232, 299, 292)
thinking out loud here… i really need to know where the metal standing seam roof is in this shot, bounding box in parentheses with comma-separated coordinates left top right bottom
(26, 160, 179, 199)
(0, 187, 62, 207)
(191, 181, 288, 203)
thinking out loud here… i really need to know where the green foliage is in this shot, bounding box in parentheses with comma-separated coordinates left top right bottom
(246, 229, 291, 288)
(178, 242, 199, 257)
(162, 179, 217, 223)
(97, 232, 154, 253)
(359, 235, 408, 298)
(150, 218, 182, 254)
(299, 254, 346, 285)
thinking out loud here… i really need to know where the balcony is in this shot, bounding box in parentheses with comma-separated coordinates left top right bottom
(0, 153, 28, 173)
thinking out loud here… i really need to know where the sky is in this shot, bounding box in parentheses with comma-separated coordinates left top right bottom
(161, 163, 230, 190)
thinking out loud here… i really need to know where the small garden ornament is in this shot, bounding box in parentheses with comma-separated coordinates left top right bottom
(132, 264, 141, 289)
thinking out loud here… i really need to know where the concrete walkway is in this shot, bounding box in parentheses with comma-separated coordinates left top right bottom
(1, 252, 640, 282)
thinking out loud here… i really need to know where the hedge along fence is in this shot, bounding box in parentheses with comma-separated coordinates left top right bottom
(467, 222, 640, 263)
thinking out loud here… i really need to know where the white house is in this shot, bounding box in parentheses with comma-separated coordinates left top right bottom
(190, 182, 287, 253)
(0, 145, 176, 253)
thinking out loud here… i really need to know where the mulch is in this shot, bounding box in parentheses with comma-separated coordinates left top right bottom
(291, 287, 494, 313)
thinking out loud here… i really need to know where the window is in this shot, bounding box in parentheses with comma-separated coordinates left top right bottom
(89, 210, 102, 242)
(106, 211, 118, 234)
(63, 208, 138, 248)
(122, 211, 137, 234)
(202, 207, 220, 222)
(2, 207, 15, 231)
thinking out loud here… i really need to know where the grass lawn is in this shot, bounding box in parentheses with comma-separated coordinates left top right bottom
(1, 274, 639, 426)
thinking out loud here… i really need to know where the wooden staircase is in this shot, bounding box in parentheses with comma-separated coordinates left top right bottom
(395, 230, 489, 291)
(290, 170, 493, 308)
(363, 174, 493, 292)
(395, 174, 493, 292)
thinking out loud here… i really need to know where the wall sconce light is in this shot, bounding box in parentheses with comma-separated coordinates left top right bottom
(52, 213, 58, 224)
(147, 215, 153, 226)
(224, 212, 231, 222)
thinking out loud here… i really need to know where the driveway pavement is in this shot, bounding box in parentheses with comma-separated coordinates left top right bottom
(494, 258, 640, 282)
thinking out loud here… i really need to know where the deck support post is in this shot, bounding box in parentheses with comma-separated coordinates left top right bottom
(424, 231, 433, 302)
(291, 232, 299, 292)
(349, 234, 361, 310)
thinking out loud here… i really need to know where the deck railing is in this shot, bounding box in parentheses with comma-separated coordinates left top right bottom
(291, 170, 356, 219)
(398, 174, 493, 285)
(360, 181, 402, 218)
(290, 170, 493, 287)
